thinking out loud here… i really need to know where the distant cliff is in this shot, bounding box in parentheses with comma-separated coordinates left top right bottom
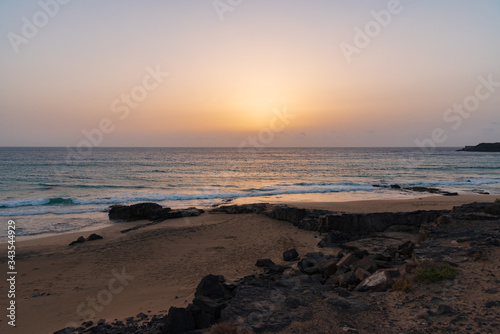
(458, 142, 500, 152)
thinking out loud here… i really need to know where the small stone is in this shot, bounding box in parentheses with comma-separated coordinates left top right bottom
(69, 236, 85, 246)
(136, 312, 147, 320)
(255, 259, 274, 267)
(86, 233, 103, 241)
(355, 270, 393, 292)
(82, 321, 93, 328)
(283, 249, 299, 261)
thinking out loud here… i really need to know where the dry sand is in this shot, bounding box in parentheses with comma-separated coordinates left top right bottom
(0, 194, 497, 333)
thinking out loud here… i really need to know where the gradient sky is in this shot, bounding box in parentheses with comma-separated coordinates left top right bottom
(1, 0, 499, 147)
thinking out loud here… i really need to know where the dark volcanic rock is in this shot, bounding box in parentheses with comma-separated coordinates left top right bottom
(458, 142, 500, 152)
(283, 248, 299, 261)
(69, 236, 85, 246)
(109, 202, 203, 222)
(405, 186, 458, 196)
(195, 274, 230, 301)
(255, 258, 287, 274)
(210, 203, 270, 215)
(213, 203, 444, 236)
(86, 233, 103, 241)
(189, 274, 233, 329)
(318, 230, 352, 247)
(256, 259, 275, 268)
(109, 202, 166, 220)
(266, 205, 308, 224)
(162, 307, 195, 334)
(298, 253, 327, 275)
(319, 210, 443, 234)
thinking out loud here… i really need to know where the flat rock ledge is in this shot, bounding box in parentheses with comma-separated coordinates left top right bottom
(211, 203, 444, 236)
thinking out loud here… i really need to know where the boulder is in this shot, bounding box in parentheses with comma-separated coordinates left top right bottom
(255, 259, 286, 274)
(318, 258, 338, 278)
(351, 256, 377, 274)
(337, 271, 357, 288)
(317, 230, 351, 247)
(397, 241, 415, 257)
(355, 270, 393, 292)
(353, 267, 371, 282)
(190, 275, 231, 329)
(162, 307, 195, 334)
(298, 257, 320, 275)
(337, 253, 359, 268)
(109, 203, 204, 221)
(195, 274, 230, 301)
(109, 203, 165, 220)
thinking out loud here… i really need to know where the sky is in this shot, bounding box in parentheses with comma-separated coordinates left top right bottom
(0, 0, 499, 147)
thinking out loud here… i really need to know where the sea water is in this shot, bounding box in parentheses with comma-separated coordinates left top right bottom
(1, 147, 499, 237)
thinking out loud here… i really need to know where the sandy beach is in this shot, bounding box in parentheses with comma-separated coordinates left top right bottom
(1, 194, 498, 333)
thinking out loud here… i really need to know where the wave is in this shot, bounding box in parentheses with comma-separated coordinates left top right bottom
(403, 177, 500, 187)
(0, 197, 75, 208)
(2, 178, 499, 217)
(0, 208, 101, 217)
(39, 183, 150, 190)
(0, 182, 374, 214)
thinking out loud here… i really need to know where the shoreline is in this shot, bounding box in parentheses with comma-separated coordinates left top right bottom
(1, 195, 498, 333)
(5, 194, 497, 244)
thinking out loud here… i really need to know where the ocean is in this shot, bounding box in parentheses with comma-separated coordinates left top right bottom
(1, 147, 499, 238)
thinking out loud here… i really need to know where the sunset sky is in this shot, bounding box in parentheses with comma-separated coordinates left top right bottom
(1, 0, 499, 147)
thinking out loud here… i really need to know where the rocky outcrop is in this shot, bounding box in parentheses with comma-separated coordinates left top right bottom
(319, 210, 443, 235)
(212, 203, 444, 235)
(68, 234, 104, 246)
(211, 203, 332, 231)
(317, 230, 352, 247)
(404, 186, 458, 196)
(458, 142, 500, 152)
(108, 203, 204, 222)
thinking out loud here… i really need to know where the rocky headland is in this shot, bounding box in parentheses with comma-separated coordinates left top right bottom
(458, 143, 500, 152)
